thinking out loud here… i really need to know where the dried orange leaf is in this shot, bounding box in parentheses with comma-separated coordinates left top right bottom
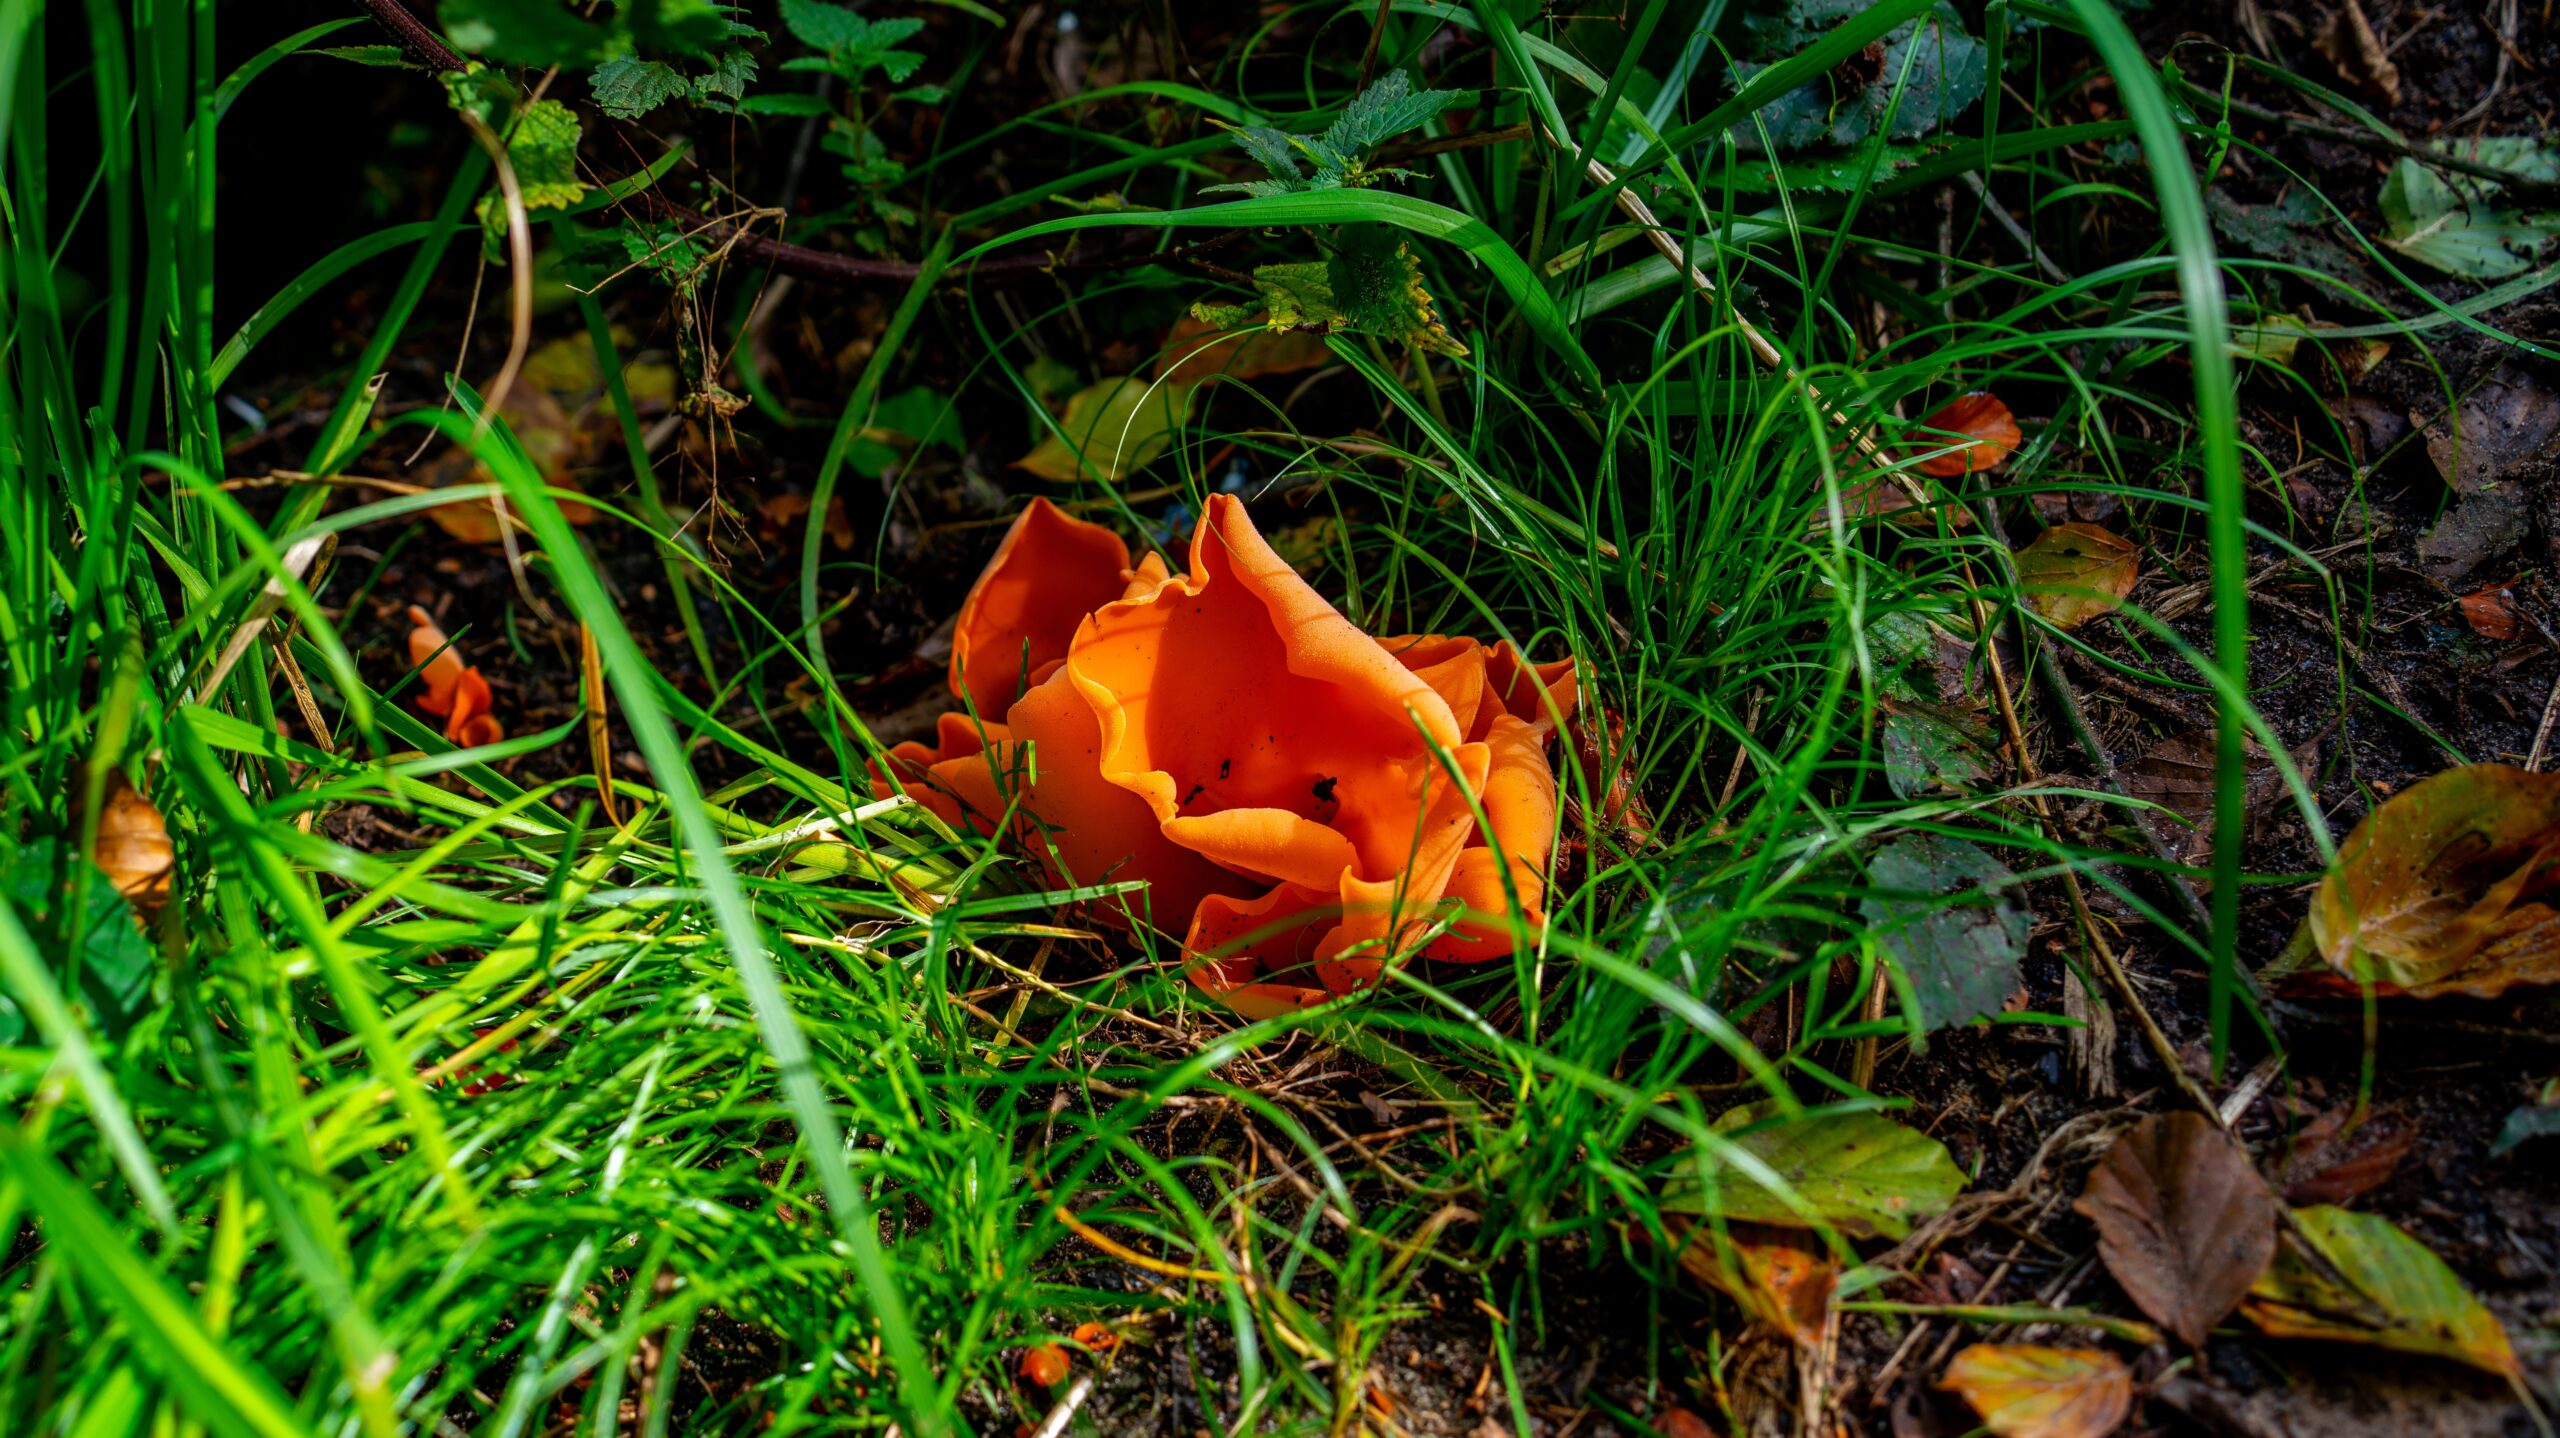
(94, 772, 173, 919)
(2243, 1205, 2519, 1378)
(1938, 1344, 2133, 1438)
(1654, 1407, 1717, 1438)
(1913, 393, 2022, 478)
(1665, 1216, 1836, 1347)
(2073, 1112, 2278, 1347)
(2013, 523, 2138, 629)
(2307, 764, 2560, 997)
(2457, 587, 2523, 642)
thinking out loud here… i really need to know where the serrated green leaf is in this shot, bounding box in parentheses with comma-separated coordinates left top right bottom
(780, 0, 925, 81)
(476, 101, 589, 260)
(1661, 1102, 1967, 1239)
(592, 58, 693, 119)
(1859, 833, 2028, 1031)
(1317, 69, 1463, 156)
(695, 48, 757, 103)
(1231, 124, 1305, 181)
(440, 62, 510, 128)
(1881, 705, 1997, 798)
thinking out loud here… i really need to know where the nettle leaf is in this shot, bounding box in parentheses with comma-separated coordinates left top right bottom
(1211, 72, 1463, 193)
(1317, 69, 1464, 155)
(621, 221, 711, 294)
(2378, 151, 2560, 280)
(0, 838, 157, 1043)
(592, 58, 693, 120)
(440, 62, 511, 128)
(1859, 833, 2029, 1031)
(1731, 5, 1987, 153)
(697, 48, 757, 104)
(779, 0, 925, 81)
(476, 100, 589, 258)
(1231, 125, 1305, 183)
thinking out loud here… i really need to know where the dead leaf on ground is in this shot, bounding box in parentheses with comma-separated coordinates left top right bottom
(1152, 310, 1337, 387)
(1014, 375, 1197, 483)
(2120, 728, 2295, 865)
(93, 771, 172, 919)
(2243, 1205, 2521, 1378)
(2311, 0, 2401, 104)
(413, 386, 599, 545)
(2276, 1109, 2416, 1206)
(2303, 763, 2560, 998)
(2419, 362, 2560, 582)
(2456, 587, 2523, 642)
(2074, 1112, 2280, 1347)
(1938, 1344, 2133, 1438)
(2014, 523, 2139, 629)
(757, 492, 857, 551)
(1913, 393, 2022, 478)
(1664, 1215, 1837, 1348)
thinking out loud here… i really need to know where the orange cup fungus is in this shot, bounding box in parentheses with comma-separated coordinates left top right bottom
(880, 497, 1577, 1018)
(406, 606, 504, 748)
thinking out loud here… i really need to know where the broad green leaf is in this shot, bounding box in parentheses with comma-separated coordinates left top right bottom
(1881, 705, 1996, 799)
(963, 191, 1600, 390)
(1730, 5, 1986, 152)
(1859, 834, 2028, 1031)
(0, 838, 156, 1042)
(1316, 69, 1463, 156)
(1015, 376, 1197, 484)
(1660, 1102, 1966, 1238)
(2244, 1206, 2520, 1378)
(2379, 153, 2560, 280)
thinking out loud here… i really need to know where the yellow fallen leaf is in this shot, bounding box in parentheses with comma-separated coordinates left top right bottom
(1939, 1344, 2132, 1438)
(1014, 376, 1195, 484)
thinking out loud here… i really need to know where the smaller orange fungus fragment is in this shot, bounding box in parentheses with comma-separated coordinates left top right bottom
(406, 606, 504, 748)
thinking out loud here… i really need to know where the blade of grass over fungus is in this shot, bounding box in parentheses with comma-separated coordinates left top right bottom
(2060, 0, 2251, 1068)
(415, 394, 947, 1433)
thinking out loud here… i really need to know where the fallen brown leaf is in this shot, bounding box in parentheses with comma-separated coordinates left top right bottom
(1153, 310, 1337, 387)
(2014, 523, 2139, 629)
(2311, 0, 2402, 103)
(2073, 1112, 2278, 1347)
(2277, 1109, 2415, 1207)
(1938, 1344, 2133, 1438)
(2306, 764, 2560, 997)
(1665, 1216, 1836, 1348)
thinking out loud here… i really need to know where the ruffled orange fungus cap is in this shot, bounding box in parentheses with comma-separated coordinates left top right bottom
(879, 495, 1581, 1013)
